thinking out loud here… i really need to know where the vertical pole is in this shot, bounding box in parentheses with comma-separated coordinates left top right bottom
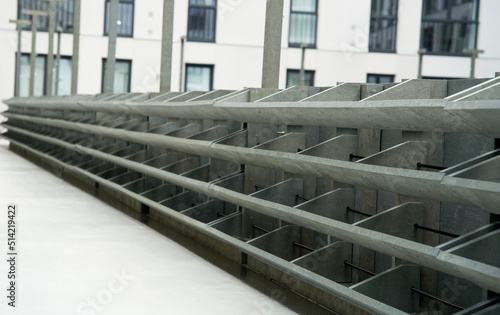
(463, 49, 484, 78)
(160, 0, 175, 93)
(179, 36, 185, 92)
(470, 53, 476, 79)
(299, 43, 307, 86)
(16, 26, 23, 97)
(71, 0, 81, 95)
(29, 17, 38, 96)
(55, 25, 62, 95)
(104, 0, 119, 93)
(261, 0, 284, 89)
(417, 48, 426, 79)
(9, 19, 31, 97)
(45, 1, 56, 96)
(22, 10, 48, 97)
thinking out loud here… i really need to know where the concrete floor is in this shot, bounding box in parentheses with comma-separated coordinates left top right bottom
(0, 139, 297, 315)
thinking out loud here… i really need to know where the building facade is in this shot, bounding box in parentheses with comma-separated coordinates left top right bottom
(1, 0, 499, 102)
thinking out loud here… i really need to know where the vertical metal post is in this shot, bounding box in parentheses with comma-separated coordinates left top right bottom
(417, 48, 426, 79)
(9, 19, 31, 97)
(16, 25, 24, 96)
(55, 25, 62, 95)
(179, 36, 185, 92)
(45, 1, 56, 95)
(160, 0, 175, 94)
(39, 0, 66, 96)
(104, 0, 119, 93)
(299, 43, 307, 86)
(261, 0, 284, 89)
(22, 9, 48, 97)
(71, 0, 81, 95)
(463, 49, 484, 78)
(30, 18, 37, 96)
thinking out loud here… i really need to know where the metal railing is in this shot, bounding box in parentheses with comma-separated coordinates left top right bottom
(2, 78, 500, 314)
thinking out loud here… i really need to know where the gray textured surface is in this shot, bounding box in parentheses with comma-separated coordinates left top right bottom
(351, 265, 420, 313)
(3, 78, 500, 314)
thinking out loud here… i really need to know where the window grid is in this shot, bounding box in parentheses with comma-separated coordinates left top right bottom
(18, 0, 74, 33)
(187, 0, 217, 42)
(14, 53, 73, 97)
(104, 0, 134, 37)
(286, 69, 315, 87)
(369, 0, 398, 53)
(420, 0, 479, 55)
(101, 59, 132, 93)
(288, 0, 318, 48)
(366, 73, 395, 84)
(185, 64, 214, 92)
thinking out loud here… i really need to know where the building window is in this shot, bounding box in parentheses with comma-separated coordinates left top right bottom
(15, 54, 72, 97)
(369, 0, 398, 52)
(18, 0, 74, 33)
(104, 0, 134, 37)
(102, 59, 132, 93)
(53, 57, 72, 95)
(286, 69, 315, 87)
(185, 64, 213, 91)
(367, 73, 394, 83)
(16, 54, 46, 97)
(187, 0, 216, 42)
(289, 0, 318, 48)
(421, 0, 479, 55)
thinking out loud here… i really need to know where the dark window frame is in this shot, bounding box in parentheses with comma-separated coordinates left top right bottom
(14, 53, 47, 97)
(184, 63, 214, 92)
(369, 0, 399, 53)
(14, 53, 72, 96)
(288, 0, 318, 48)
(103, 0, 135, 38)
(286, 69, 315, 87)
(187, 0, 217, 43)
(422, 76, 464, 80)
(17, 0, 75, 33)
(101, 58, 132, 93)
(420, 0, 480, 56)
(366, 73, 395, 84)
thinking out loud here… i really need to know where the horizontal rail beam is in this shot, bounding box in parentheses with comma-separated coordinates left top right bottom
(4, 113, 500, 213)
(4, 96, 500, 136)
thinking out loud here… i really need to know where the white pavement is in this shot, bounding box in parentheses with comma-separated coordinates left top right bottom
(0, 139, 296, 315)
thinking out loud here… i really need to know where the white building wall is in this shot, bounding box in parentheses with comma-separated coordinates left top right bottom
(1, 0, 500, 104)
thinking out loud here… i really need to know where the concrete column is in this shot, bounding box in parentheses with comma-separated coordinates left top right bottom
(179, 36, 185, 92)
(261, 0, 284, 89)
(46, 1, 55, 95)
(299, 44, 307, 86)
(30, 18, 37, 97)
(22, 9, 47, 97)
(104, 0, 119, 93)
(55, 26, 62, 95)
(9, 19, 32, 97)
(160, 0, 175, 93)
(71, 0, 81, 95)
